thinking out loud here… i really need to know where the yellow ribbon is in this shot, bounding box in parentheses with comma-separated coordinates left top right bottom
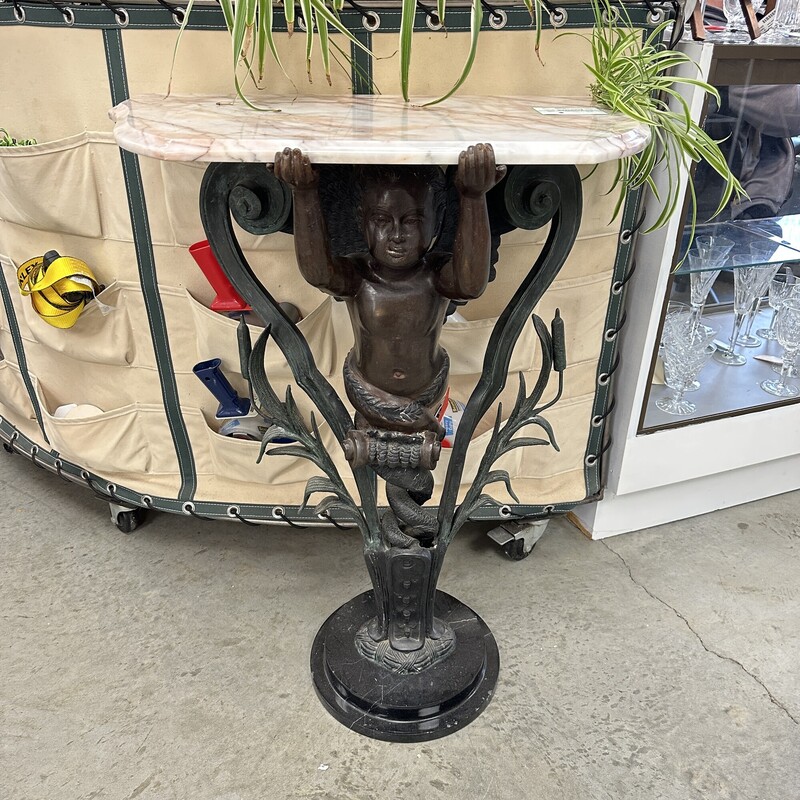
(17, 254, 101, 329)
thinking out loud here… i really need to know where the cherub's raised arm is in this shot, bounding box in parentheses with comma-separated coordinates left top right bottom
(436, 144, 506, 301)
(272, 148, 361, 297)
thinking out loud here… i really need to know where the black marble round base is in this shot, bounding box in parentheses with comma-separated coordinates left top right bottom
(311, 590, 499, 742)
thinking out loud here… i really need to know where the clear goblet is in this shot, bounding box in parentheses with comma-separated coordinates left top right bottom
(718, 0, 748, 39)
(714, 256, 765, 366)
(662, 304, 702, 391)
(737, 263, 781, 347)
(694, 235, 735, 268)
(761, 298, 800, 397)
(657, 321, 717, 416)
(773, 0, 800, 37)
(757, 269, 796, 340)
(687, 252, 721, 337)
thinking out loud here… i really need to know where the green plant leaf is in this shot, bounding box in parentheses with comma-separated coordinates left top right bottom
(284, 0, 295, 36)
(315, 6, 332, 86)
(399, 0, 416, 102)
(423, 0, 482, 106)
(257, 0, 290, 84)
(582, 0, 744, 245)
(309, 0, 373, 57)
(299, 0, 314, 81)
(167, 0, 197, 96)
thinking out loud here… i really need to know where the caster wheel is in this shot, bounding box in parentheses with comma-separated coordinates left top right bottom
(489, 519, 549, 561)
(113, 507, 147, 534)
(501, 537, 535, 561)
(3, 442, 14, 454)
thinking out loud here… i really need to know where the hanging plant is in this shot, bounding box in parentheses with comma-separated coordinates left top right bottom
(173, 0, 551, 105)
(580, 0, 745, 240)
(171, 0, 743, 237)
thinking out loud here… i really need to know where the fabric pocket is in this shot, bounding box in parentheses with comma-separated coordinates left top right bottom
(0, 360, 37, 431)
(0, 133, 103, 238)
(35, 379, 211, 479)
(185, 291, 354, 379)
(16, 281, 139, 367)
(193, 414, 353, 506)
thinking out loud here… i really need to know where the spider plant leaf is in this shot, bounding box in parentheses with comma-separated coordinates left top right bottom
(309, 0, 374, 57)
(423, 0, 482, 106)
(166, 0, 197, 96)
(299, 0, 314, 81)
(257, 0, 290, 84)
(437, 0, 446, 27)
(284, 0, 295, 36)
(315, 6, 332, 86)
(245, 0, 257, 28)
(399, 0, 416, 102)
(231, 0, 251, 69)
(329, 37, 378, 94)
(233, 68, 282, 110)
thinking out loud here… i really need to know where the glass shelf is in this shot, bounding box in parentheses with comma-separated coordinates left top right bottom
(676, 215, 800, 274)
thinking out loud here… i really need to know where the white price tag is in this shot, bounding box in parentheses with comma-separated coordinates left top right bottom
(533, 105, 609, 116)
(759, 9, 776, 31)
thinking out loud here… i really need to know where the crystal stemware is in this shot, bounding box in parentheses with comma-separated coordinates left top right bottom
(694, 235, 735, 268)
(657, 319, 717, 416)
(662, 303, 702, 391)
(718, 0, 748, 39)
(757, 269, 796, 340)
(684, 236, 733, 355)
(761, 297, 800, 397)
(687, 252, 721, 336)
(714, 256, 764, 366)
(772, 0, 800, 37)
(737, 263, 781, 347)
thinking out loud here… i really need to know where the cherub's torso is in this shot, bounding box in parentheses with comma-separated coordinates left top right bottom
(345, 256, 449, 399)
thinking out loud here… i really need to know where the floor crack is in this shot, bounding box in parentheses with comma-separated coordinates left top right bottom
(602, 540, 799, 727)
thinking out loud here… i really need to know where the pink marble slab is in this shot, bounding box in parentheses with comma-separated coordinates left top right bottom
(109, 94, 649, 165)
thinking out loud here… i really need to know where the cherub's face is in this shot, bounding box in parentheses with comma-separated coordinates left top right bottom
(361, 181, 437, 271)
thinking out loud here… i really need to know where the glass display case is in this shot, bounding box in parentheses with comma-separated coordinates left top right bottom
(571, 37, 800, 539)
(641, 216, 800, 429)
(639, 39, 800, 432)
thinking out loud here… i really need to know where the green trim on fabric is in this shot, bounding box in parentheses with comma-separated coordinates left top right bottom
(103, 27, 197, 501)
(0, 262, 50, 444)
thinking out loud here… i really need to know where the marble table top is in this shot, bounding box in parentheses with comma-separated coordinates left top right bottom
(109, 94, 649, 166)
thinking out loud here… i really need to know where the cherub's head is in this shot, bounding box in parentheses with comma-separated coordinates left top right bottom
(356, 165, 446, 271)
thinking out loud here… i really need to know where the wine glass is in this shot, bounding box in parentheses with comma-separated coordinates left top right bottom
(737, 263, 781, 347)
(718, 0, 748, 39)
(694, 235, 735, 268)
(657, 317, 717, 415)
(686, 236, 734, 335)
(761, 297, 800, 397)
(774, 0, 800, 37)
(714, 256, 765, 366)
(687, 253, 721, 335)
(661, 302, 703, 391)
(757, 269, 796, 341)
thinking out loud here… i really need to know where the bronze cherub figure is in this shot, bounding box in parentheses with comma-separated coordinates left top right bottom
(273, 144, 505, 665)
(273, 143, 505, 432)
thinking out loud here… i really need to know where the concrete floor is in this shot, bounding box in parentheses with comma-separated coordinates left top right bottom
(2, 452, 799, 800)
